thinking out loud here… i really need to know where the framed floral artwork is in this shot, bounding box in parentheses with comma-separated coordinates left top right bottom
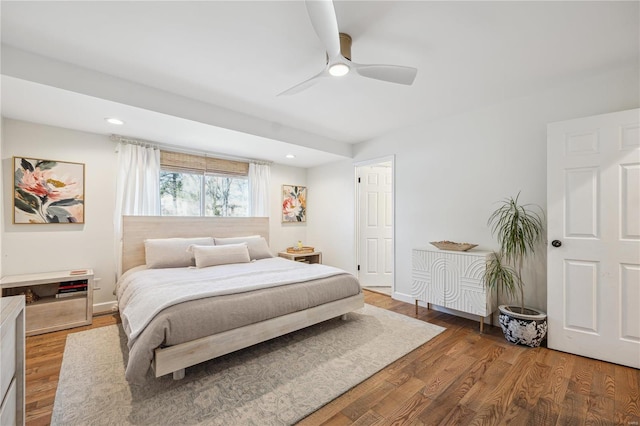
(13, 157, 85, 224)
(282, 185, 306, 223)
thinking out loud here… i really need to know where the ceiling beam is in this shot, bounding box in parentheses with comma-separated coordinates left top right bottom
(1, 45, 353, 159)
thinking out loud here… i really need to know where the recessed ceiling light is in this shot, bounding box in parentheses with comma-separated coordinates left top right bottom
(105, 117, 124, 125)
(328, 63, 349, 77)
(285, 154, 296, 159)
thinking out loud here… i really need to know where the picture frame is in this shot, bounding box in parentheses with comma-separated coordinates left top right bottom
(13, 156, 85, 224)
(282, 184, 306, 223)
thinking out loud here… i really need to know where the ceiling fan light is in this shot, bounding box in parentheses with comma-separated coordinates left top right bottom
(328, 63, 349, 77)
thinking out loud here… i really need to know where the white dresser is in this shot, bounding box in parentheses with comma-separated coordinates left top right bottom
(0, 296, 25, 426)
(412, 247, 496, 331)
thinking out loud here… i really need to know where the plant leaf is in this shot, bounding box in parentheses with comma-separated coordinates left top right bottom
(20, 158, 34, 172)
(14, 198, 36, 214)
(46, 206, 74, 222)
(15, 189, 39, 210)
(36, 160, 57, 170)
(487, 192, 545, 310)
(50, 198, 83, 207)
(483, 252, 523, 301)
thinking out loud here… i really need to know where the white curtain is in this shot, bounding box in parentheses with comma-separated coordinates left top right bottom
(114, 142, 161, 275)
(248, 162, 270, 217)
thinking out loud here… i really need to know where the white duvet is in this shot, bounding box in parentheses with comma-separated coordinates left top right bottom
(115, 257, 346, 343)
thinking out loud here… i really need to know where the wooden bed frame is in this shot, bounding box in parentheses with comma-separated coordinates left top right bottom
(121, 215, 364, 380)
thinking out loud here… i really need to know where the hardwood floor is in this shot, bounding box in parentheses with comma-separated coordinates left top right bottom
(24, 314, 119, 426)
(25, 291, 639, 425)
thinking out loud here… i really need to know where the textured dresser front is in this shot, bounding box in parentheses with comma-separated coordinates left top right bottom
(411, 248, 495, 317)
(0, 296, 25, 426)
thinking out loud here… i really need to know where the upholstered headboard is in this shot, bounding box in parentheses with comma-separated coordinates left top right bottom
(121, 216, 270, 273)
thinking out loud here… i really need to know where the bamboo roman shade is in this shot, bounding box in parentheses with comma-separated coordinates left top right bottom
(160, 151, 249, 176)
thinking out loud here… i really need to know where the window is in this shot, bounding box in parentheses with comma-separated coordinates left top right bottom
(204, 175, 248, 217)
(159, 151, 249, 217)
(160, 171, 202, 216)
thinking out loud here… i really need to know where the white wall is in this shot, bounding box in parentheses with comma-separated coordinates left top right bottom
(2, 119, 310, 311)
(269, 163, 308, 254)
(308, 64, 640, 314)
(306, 160, 355, 272)
(0, 118, 3, 278)
(2, 119, 118, 312)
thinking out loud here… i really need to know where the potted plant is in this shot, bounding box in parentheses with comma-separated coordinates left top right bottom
(484, 192, 547, 347)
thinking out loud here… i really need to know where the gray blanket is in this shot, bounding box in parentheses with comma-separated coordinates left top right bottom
(116, 258, 362, 383)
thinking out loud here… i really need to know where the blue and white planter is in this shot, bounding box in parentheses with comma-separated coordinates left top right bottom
(498, 305, 548, 347)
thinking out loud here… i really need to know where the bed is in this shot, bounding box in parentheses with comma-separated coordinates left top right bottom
(117, 216, 364, 384)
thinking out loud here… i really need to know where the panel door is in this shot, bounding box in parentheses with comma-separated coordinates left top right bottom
(358, 163, 393, 286)
(547, 108, 640, 368)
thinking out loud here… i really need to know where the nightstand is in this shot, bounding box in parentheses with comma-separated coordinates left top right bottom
(1, 269, 93, 336)
(278, 251, 322, 264)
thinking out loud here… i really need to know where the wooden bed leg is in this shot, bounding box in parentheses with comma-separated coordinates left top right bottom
(173, 369, 185, 380)
(340, 314, 348, 321)
(479, 317, 484, 334)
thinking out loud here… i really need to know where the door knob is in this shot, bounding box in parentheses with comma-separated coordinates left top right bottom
(551, 240, 562, 248)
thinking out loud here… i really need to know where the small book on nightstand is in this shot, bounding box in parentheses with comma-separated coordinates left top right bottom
(55, 291, 88, 298)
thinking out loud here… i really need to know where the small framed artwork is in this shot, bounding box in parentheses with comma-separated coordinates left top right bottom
(282, 184, 306, 223)
(13, 156, 85, 224)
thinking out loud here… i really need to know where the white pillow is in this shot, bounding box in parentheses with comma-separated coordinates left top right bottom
(144, 237, 214, 269)
(189, 243, 251, 268)
(214, 235, 274, 260)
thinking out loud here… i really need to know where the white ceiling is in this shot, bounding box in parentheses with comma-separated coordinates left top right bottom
(1, 1, 638, 167)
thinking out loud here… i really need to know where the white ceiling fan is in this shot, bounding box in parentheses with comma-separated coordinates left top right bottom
(278, 0, 418, 96)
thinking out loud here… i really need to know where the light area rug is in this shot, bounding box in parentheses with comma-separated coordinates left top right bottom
(52, 304, 444, 426)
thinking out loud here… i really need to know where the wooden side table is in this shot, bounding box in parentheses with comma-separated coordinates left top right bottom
(1, 269, 93, 336)
(278, 251, 322, 264)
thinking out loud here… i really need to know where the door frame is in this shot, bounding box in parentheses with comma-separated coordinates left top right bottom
(354, 155, 396, 294)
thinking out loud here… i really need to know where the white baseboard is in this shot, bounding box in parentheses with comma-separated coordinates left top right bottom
(93, 301, 118, 316)
(391, 291, 414, 305)
(392, 291, 496, 325)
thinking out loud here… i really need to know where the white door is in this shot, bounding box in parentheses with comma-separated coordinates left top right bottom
(357, 162, 393, 287)
(547, 108, 640, 368)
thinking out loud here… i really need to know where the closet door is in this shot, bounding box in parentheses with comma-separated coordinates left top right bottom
(357, 163, 393, 287)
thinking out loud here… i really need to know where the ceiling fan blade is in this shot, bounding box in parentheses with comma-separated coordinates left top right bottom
(305, 0, 341, 58)
(277, 69, 327, 96)
(353, 63, 418, 86)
